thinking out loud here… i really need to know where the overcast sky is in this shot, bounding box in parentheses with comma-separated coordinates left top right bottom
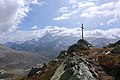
(0, 0, 120, 43)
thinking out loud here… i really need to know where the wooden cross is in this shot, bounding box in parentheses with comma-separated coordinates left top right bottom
(81, 23, 84, 40)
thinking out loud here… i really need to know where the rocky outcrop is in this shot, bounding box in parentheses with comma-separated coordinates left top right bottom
(68, 39, 94, 53)
(51, 55, 97, 80)
(27, 63, 47, 77)
(107, 40, 120, 54)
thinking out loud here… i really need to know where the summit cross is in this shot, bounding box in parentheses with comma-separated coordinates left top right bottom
(81, 23, 84, 40)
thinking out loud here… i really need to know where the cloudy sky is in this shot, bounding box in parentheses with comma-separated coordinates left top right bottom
(0, 0, 120, 43)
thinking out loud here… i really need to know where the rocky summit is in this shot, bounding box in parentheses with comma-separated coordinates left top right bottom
(67, 39, 94, 53)
(20, 39, 120, 80)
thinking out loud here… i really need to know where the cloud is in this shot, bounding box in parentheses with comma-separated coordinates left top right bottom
(69, 0, 77, 4)
(107, 0, 120, 25)
(80, 0, 120, 25)
(0, 0, 44, 34)
(53, 6, 70, 20)
(85, 28, 120, 39)
(88, 0, 98, 1)
(59, 7, 69, 13)
(100, 22, 104, 26)
(32, 25, 39, 30)
(107, 18, 118, 25)
(53, 1, 95, 20)
(80, 2, 115, 17)
(53, 0, 120, 26)
(0, 26, 120, 43)
(53, 10, 77, 20)
(53, 13, 71, 20)
(77, 1, 95, 8)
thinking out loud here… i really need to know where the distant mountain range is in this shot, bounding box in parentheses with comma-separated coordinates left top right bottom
(4, 34, 119, 59)
(5, 34, 80, 59)
(91, 38, 118, 48)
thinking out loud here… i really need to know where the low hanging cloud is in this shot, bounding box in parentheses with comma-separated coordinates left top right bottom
(0, 0, 44, 34)
(0, 26, 120, 43)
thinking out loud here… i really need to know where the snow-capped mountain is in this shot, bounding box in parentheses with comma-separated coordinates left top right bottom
(5, 34, 79, 59)
(5, 33, 119, 59)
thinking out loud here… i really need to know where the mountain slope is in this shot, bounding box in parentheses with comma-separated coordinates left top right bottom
(91, 38, 118, 48)
(107, 40, 120, 54)
(0, 43, 48, 70)
(0, 43, 48, 79)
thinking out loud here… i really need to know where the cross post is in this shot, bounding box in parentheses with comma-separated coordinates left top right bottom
(81, 23, 84, 40)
